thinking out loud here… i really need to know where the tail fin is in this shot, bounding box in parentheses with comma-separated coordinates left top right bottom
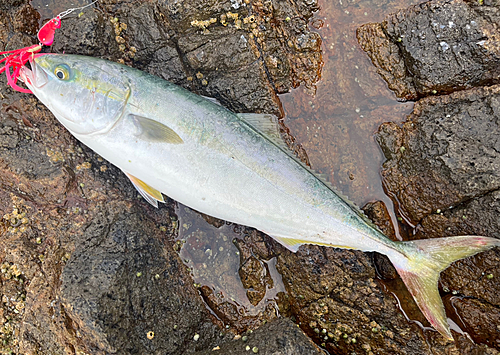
(388, 236, 499, 340)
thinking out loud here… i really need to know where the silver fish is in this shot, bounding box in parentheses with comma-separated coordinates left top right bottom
(20, 54, 499, 340)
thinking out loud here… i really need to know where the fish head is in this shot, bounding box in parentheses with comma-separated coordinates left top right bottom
(21, 54, 130, 135)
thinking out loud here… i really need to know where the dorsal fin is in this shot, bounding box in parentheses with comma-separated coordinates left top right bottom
(201, 95, 222, 106)
(236, 113, 288, 150)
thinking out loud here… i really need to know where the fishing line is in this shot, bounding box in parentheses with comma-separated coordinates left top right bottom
(0, 1, 99, 93)
(38, 0, 99, 46)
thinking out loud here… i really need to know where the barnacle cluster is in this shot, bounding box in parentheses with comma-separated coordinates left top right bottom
(190, 18, 217, 34)
(110, 17, 136, 63)
(3, 207, 29, 234)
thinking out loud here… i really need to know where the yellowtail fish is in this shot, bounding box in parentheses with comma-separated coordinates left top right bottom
(20, 54, 499, 340)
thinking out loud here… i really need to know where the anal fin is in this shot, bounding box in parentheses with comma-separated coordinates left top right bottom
(124, 171, 164, 208)
(273, 236, 355, 252)
(274, 236, 306, 252)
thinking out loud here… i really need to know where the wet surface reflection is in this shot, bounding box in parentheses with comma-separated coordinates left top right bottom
(176, 206, 285, 319)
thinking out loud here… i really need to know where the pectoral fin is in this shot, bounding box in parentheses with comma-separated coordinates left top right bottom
(129, 114, 184, 144)
(124, 171, 165, 208)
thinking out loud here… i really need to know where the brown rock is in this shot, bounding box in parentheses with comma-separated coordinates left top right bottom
(192, 318, 325, 355)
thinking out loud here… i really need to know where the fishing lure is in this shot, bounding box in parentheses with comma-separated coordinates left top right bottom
(0, 0, 97, 93)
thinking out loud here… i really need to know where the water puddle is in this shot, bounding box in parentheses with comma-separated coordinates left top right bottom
(281, 0, 422, 238)
(175, 205, 285, 321)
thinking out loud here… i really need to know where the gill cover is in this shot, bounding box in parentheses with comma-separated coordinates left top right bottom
(32, 54, 130, 135)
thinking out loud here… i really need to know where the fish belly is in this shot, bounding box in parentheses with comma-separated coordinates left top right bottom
(37, 55, 500, 340)
(72, 76, 392, 254)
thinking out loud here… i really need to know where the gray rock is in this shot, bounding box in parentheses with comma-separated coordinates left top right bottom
(358, 0, 500, 100)
(61, 204, 227, 354)
(377, 84, 500, 223)
(51, 8, 119, 59)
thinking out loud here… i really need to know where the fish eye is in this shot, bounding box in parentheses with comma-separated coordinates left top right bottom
(54, 65, 70, 80)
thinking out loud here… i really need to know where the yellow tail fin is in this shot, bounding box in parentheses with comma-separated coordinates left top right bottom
(390, 236, 499, 340)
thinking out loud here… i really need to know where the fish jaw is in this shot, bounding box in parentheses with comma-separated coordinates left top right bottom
(20, 57, 48, 91)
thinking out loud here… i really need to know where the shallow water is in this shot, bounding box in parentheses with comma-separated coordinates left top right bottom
(31, 0, 425, 330)
(281, 0, 423, 236)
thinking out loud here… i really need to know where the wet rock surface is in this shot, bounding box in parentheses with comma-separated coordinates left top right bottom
(61, 205, 228, 354)
(376, 83, 500, 350)
(357, 0, 500, 100)
(276, 246, 436, 354)
(358, 1, 500, 352)
(415, 188, 500, 349)
(175, 207, 284, 334)
(377, 84, 500, 224)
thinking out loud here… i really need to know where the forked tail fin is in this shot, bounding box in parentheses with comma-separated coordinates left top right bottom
(389, 236, 499, 340)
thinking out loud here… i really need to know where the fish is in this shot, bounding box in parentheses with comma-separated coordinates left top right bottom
(20, 54, 499, 340)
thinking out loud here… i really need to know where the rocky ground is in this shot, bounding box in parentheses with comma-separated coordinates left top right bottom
(0, 0, 498, 354)
(359, 0, 500, 352)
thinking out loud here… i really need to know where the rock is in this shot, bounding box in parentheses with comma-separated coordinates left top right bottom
(51, 8, 121, 59)
(94, 0, 321, 115)
(357, 22, 417, 101)
(357, 0, 500, 100)
(276, 245, 439, 354)
(234, 231, 278, 307)
(238, 254, 273, 306)
(61, 204, 228, 354)
(200, 285, 279, 334)
(414, 189, 500, 350)
(362, 201, 398, 280)
(377, 84, 500, 224)
(362, 201, 397, 241)
(191, 318, 326, 355)
(443, 296, 500, 349)
(359, 1, 500, 351)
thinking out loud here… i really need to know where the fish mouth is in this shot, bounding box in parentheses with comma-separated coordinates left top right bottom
(19, 57, 48, 90)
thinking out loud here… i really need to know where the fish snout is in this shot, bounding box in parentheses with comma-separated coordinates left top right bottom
(20, 59, 48, 90)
